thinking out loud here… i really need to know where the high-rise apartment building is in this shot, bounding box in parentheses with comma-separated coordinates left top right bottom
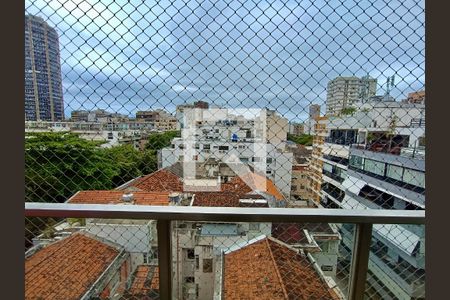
(304, 104, 322, 135)
(25, 15, 64, 121)
(326, 76, 377, 115)
(309, 104, 321, 118)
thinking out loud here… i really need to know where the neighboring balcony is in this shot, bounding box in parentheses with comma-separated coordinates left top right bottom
(350, 144, 425, 160)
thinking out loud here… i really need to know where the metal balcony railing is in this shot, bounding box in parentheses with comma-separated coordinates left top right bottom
(350, 143, 425, 159)
(25, 202, 424, 300)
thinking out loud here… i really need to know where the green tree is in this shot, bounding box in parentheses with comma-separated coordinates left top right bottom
(25, 132, 160, 248)
(287, 133, 313, 146)
(340, 107, 357, 116)
(25, 132, 120, 203)
(145, 130, 180, 150)
(105, 144, 146, 187)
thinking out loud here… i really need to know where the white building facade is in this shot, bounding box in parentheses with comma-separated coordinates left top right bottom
(314, 101, 425, 299)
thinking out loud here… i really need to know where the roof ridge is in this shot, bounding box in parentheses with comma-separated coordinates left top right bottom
(265, 238, 289, 300)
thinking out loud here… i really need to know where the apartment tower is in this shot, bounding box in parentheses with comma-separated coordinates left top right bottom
(25, 15, 64, 121)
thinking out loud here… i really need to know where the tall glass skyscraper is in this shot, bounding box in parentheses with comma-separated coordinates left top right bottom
(25, 15, 64, 121)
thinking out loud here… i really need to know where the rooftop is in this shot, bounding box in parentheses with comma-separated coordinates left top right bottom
(223, 237, 340, 300)
(123, 168, 184, 193)
(67, 190, 169, 206)
(192, 173, 284, 207)
(121, 162, 284, 207)
(124, 265, 159, 298)
(272, 223, 339, 245)
(25, 233, 120, 300)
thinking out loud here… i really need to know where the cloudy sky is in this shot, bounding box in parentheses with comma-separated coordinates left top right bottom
(25, 0, 425, 122)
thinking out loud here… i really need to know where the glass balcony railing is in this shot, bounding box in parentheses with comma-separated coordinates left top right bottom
(25, 202, 424, 300)
(350, 144, 425, 159)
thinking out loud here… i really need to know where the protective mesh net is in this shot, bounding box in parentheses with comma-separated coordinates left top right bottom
(25, 0, 425, 299)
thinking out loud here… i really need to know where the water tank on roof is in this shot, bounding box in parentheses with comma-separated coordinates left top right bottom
(169, 193, 181, 204)
(122, 193, 134, 203)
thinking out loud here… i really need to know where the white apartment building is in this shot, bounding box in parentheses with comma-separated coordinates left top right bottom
(160, 138, 293, 196)
(326, 75, 377, 115)
(160, 108, 293, 196)
(312, 101, 425, 299)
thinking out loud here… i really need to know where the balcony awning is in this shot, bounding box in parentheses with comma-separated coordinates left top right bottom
(373, 224, 420, 256)
(342, 177, 366, 195)
(367, 183, 425, 208)
(340, 195, 420, 256)
(340, 194, 368, 210)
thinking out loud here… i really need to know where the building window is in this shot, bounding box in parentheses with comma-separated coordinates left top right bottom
(195, 255, 199, 270)
(323, 163, 333, 173)
(321, 265, 333, 272)
(218, 145, 229, 150)
(184, 277, 195, 283)
(186, 249, 195, 260)
(150, 247, 158, 260)
(386, 164, 403, 182)
(363, 159, 385, 176)
(240, 157, 249, 163)
(203, 259, 213, 273)
(403, 168, 425, 188)
(349, 155, 364, 169)
(203, 144, 210, 150)
(266, 157, 273, 164)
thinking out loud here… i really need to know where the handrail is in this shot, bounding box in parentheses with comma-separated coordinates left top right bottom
(24, 202, 425, 300)
(24, 202, 424, 224)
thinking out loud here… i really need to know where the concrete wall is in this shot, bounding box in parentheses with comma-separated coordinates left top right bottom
(85, 220, 154, 253)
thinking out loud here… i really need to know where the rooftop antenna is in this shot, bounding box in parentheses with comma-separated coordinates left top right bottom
(386, 76, 391, 96)
(384, 75, 395, 101)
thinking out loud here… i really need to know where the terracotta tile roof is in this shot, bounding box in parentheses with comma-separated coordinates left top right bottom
(125, 169, 184, 193)
(230, 172, 284, 200)
(122, 164, 284, 207)
(68, 190, 169, 205)
(25, 233, 120, 300)
(192, 172, 283, 207)
(292, 165, 308, 171)
(272, 223, 338, 245)
(193, 192, 241, 207)
(128, 265, 159, 296)
(224, 238, 339, 300)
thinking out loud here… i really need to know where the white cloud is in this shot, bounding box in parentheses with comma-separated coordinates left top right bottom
(172, 84, 198, 92)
